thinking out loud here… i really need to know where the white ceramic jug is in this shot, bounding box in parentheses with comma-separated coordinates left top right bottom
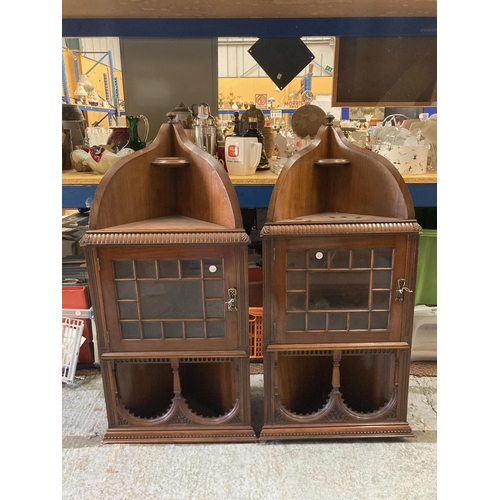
(225, 137, 262, 175)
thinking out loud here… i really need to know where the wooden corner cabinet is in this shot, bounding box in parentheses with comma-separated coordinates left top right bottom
(259, 116, 421, 441)
(81, 113, 256, 443)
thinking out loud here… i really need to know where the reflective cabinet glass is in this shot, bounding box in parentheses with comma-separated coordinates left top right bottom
(286, 248, 394, 333)
(96, 247, 243, 353)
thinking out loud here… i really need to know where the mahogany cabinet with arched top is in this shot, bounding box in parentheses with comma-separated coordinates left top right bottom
(260, 116, 421, 441)
(81, 113, 256, 443)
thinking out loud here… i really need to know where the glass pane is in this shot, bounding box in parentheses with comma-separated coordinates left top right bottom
(121, 321, 140, 339)
(308, 313, 326, 330)
(116, 281, 136, 300)
(287, 271, 306, 290)
(287, 313, 305, 330)
(373, 270, 392, 289)
(287, 251, 306, 269)
(113, 260, 134, 279)
(203, 259, 223, 277)
(287, 292, 306, 311)
(371, 311, 389, 329)
(143, 321, 162, 338)
(158, 259, 179, 278)
(136, 260, 156, 278)
(330, 249, 350, 269)
(308, 251, 328, 268)
(374, 249, 393, 269)
(139, 281, 203, 319)
(372, 291, 390, 310)
(309, 271, 370, 310)
(181, 260, 201, 278)
(118, 302, 139, 320)
(350, 312, 369, 330)
(204, 280, 223, 298)
(163, 321, 183, 338)
(186, 321, 205, 338)
(206, 300, 224, 318)
(352, 249, 371, 268)
(329, 313, 347, 330)
(207, 321, 225, 338)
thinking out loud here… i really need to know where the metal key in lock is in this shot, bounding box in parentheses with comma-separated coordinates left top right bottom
(225, 287, 238, 311)
(395, 278, 413, 302)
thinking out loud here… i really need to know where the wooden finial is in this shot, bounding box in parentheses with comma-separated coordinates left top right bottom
(166, 112, 177, 123)
(325, 115, 335, 126)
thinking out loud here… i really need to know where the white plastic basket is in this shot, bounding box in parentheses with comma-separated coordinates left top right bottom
(62, 317, 85, 384)
(411, 305, 437, 361)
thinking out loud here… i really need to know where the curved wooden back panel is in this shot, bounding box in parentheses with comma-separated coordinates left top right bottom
(267, 121, 415, 222)
(89, 119, 243, 230)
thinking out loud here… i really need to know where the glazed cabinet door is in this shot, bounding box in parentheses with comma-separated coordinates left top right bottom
(94, 244, 247, 353)
(270, 234, 416, 345)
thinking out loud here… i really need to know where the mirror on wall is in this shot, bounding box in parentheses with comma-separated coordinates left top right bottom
(62, 35, 436, 154)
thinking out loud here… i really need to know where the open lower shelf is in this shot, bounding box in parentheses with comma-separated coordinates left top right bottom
(102, 357, 257, 443)
(117, 361, 175, 419)
(260, 347, 413, 440)
(276, 351, 396, 416)
(179, 362, 235, 418)
(116, 359, 237, 420)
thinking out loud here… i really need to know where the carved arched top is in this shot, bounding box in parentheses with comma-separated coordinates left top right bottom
(89, 119, 243, 231)
(267, 120, 415, 223)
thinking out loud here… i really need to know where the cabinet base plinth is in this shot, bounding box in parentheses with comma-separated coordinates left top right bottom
(103, 426, 257, 444)
(259, 423, 413, 441)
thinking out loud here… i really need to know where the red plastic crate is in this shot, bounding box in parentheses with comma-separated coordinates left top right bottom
(62, 286, 94, 364)
(249, 307, 263, 359)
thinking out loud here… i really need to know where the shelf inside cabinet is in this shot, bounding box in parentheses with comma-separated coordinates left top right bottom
(98, 215, 236, 233)
(270, 212, 407, 225)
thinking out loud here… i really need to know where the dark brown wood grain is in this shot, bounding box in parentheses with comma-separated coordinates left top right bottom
(89, 120, 243, 231)
(267, 122, 414, 222)
(260, 117, 420, 440)
(82, 116, 256, 443)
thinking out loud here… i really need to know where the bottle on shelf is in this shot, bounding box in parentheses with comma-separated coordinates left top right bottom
(243, 117, 269, 169)
(228, 111, 242, 137)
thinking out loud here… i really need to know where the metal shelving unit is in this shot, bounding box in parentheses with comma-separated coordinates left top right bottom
(62, 49, 125, 126)
(61, 17, 437, 212)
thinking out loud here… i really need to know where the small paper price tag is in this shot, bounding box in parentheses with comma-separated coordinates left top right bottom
(270, 110, 282, 119)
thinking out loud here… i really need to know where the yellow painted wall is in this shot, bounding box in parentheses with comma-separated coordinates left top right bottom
(218, 76, 333, 109)
(62, 48, 127, 127)
(63, 48, 333, 129)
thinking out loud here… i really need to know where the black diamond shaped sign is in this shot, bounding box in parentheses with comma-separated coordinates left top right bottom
(248, 38, 315, 90)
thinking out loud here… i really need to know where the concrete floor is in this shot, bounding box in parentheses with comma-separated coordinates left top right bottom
(62, 373, 436, 499)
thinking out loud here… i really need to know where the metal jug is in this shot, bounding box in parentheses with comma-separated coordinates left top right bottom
(192, 103, 217, 156)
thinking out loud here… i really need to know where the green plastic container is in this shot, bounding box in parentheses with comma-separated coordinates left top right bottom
(415, 229, 437, 306)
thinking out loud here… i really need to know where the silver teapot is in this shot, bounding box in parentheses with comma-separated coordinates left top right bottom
(172, 102, 195, 130)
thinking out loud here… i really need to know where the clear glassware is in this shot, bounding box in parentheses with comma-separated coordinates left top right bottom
(86, 126, 110, 147)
